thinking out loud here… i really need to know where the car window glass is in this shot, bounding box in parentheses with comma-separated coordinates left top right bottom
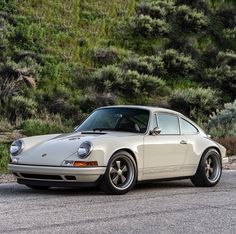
(180, 118, 198, 134)
(76, 108, 150, 133)
(157, 113, 180, 135)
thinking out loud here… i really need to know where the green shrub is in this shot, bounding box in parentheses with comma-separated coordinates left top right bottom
(121, 55, 166, 76)
(121, 56, 153, 75)
(207, 100, 236, 137)
(0, 143, 9, 173)
(136, 1, 175, 19)
(131, 15, 170, 38)
(206, 51, 236, 97)
(6, 96, 37, 121)
(121, 70, 166, 97)
(169, 87, 219, 122)
(0, 119, 13, 132)
(175, 5, 208, 33)
(92, 65, 123, 93)
(91, 65, 166, 98)
(21, 117, 70, 136)
(160, 49, 195, 77)
(92, 47, 120, 66)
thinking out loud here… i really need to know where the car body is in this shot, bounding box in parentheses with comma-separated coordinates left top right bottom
(8, 105, 226, 194)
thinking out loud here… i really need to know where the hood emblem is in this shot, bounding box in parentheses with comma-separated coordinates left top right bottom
(41, 153, 47, 157)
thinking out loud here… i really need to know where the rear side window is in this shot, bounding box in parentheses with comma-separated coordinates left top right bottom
(180, 118, 198, 134)
(157, 113, 180, 135)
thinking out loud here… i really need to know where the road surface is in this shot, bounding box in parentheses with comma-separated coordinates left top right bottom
(0, 170, 235, 234)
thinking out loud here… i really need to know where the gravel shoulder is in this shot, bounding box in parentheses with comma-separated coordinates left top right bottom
(1, 156, 235, 184)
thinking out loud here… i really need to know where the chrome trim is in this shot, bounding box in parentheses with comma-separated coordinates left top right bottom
(9, 164, 106, 175)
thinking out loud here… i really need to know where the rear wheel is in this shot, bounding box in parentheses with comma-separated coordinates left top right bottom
(100, 151, 137, 195)
(191, 149, 222, 187)
(26, 185, 50, 190)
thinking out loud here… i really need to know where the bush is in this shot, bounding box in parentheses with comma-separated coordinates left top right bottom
(175, 5, 208, 33)
(169, 87, 219, 122)
(0, 143, 9, 173)
(207, 100, 236, 137)
(121, 70, 166, 97)
(136, 1, 175, 19)
(0, 119, 13, 132)
(6, 96, 37, 121)
(91, 65, 166, 98)
(131, 15, 170, 38)
(121, 55, 165, 76)
(91, 65, 123, 93)
(160, 49, 195, 77)
(121, 56, 153, 75)
(21, 117, 70, 136)
(206, 51, 236, 98)
(92, 47, 120, 66)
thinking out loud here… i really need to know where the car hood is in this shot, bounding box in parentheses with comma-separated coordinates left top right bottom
(18, 131, 139, 166)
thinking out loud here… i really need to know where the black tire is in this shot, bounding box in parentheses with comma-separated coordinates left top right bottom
(100, 151, 137, 195)
(26, 185, 50, 190)
(191, 148, 222, 187)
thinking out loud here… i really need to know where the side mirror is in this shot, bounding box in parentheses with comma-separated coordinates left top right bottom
(150, 127, 161, 135)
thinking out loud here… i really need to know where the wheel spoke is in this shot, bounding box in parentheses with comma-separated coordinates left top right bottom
(121, 175, 126, 183)
(208, 158, 212, 165)
(112, 175, 119, 185)
(110, 167, 117, 174)
(209, 167, 214, 173)
(206, 169, 210, 178)
(116, 160, 121, 170)
(121, 165, 128, 173)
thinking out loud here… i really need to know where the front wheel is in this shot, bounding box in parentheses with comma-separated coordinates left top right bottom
(191, 149, 222, 187)
(100, 151, 137, 195)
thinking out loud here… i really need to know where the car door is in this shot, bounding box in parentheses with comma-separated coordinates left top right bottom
(143, 112, 188, 180)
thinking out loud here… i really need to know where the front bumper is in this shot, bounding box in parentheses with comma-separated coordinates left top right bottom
(8, 163, 106, 185)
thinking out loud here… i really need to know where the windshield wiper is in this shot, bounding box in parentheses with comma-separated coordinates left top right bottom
(81, 131, 106, 134)
(93, 128, 113, 132)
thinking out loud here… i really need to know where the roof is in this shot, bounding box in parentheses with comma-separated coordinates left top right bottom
(98, 105, 184, 116)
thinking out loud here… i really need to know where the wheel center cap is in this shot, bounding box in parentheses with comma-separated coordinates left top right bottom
(117, 169, 122, 176)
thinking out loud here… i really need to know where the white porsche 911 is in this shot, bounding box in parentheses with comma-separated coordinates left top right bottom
(9, 105, 226, 194)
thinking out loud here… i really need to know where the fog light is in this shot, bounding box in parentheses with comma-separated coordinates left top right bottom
(73, 161, 98, 167)
(62, 160, 75, 167)
(11, 158, 19, 164)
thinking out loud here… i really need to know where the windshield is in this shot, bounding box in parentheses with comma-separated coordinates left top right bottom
(76, 108, 150, 133)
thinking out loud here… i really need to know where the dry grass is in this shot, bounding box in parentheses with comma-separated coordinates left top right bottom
(214, 136, 236, 156)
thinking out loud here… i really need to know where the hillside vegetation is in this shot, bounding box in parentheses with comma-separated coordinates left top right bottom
(0, 0, 236, 171)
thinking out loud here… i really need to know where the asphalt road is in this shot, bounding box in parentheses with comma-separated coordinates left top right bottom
(0, 170, 235, 234)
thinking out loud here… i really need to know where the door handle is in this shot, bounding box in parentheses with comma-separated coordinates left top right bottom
(180, 140, 187, 144)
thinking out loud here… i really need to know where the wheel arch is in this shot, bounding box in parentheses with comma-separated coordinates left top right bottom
(112, 148, 138, 167)
(202, 146, 221, 158)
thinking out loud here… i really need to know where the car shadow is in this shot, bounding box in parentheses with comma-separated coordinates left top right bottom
(0, 179, 194, 197)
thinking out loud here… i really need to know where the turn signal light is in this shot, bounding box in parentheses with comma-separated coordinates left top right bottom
(73, 161, 98, 167)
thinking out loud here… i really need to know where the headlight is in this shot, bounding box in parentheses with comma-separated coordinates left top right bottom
(10, 140, 24, 156)
(77, 141, 92, 158)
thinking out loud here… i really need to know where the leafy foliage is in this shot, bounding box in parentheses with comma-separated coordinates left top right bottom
(0, 0, 235, 139)
(207, 100, 236, 137)
(169, 87, 219, 122)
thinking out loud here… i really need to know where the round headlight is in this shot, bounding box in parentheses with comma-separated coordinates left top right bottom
(78, 141, 92, 158)
(10, 140, 24, 156)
